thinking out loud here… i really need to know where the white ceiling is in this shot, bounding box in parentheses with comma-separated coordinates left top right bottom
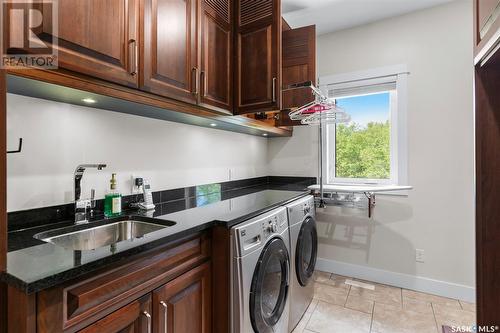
(282, 0, 455, 35)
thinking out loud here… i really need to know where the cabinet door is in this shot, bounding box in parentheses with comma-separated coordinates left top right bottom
(78, 294, 152, 333)
(474, 0, 500, 64)
(142, 0, 199, 104)
(277, 25, 316, 127)
(152, 262, 211, 333)
(234, 0, 281, 114)
(199, 0, 233, 112)
(38, 0, 139, 87)
(478, 0, 500, 34)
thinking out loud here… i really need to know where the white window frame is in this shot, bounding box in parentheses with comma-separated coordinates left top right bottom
(319, 65, 409, 186)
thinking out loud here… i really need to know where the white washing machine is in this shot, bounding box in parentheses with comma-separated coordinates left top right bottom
(231, 206, 291, 333)
(286, 195, 317, 332)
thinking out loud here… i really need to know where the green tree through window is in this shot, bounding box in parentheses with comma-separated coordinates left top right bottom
(334, 92, 391, 180)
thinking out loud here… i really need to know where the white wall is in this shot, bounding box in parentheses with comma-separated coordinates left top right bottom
(269, 1, 475, 300)
(7, 94, 268, 212)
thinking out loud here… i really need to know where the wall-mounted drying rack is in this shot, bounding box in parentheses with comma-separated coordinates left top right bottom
(307, 184, 413, 218)
(7, 138, 23, 154)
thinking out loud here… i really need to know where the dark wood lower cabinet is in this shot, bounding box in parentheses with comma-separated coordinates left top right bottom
(152, 262, 211, 333)
(78, 294, 152, 333)
(12, 234, 213, 333)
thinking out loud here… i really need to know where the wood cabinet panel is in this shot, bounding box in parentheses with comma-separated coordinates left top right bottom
(38, 0, 139, 87)
(475, 62, 500, 326)
(78, 294, 151, 333)
(199, 1, 233, 111)
(142, 0, 198, 104)
(235, 0, 281, 114)
(277, 25, 316, 127)
(239, 26, 273, 103)
(7, 285, 36, 333)
(152, 262, 211, 333)
(211, 226, 230, 333)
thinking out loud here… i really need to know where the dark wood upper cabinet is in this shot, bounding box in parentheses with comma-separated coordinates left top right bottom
(199, 0, 233, 112)
(142, 0, 199, 104)
(35, 0, 140, 88)
(277, 24, 316, 127)
(234, 0, 282, 114)
(474, 0, 500, 64)
(78, 294, 152, 333)
(152, 262, 211, 333)
(477, 0, 499, 35)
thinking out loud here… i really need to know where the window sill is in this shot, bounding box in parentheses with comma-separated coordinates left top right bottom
(308, 184, 412, 197)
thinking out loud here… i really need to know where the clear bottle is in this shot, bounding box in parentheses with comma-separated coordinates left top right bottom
(104, 173, 122, 217)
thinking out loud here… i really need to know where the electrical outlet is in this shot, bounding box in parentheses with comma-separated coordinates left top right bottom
(131, 174, 142, 194)
(416, 249, 425, 263)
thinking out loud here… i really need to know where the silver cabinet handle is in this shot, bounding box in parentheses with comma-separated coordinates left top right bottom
(129, 39, 138, 75)
(200, 70, 207, 97)
(160, 301, 168, 333)
(192, 67, 199, 96)
(272, 77, 277, 102)
(143, 311, 152, 333)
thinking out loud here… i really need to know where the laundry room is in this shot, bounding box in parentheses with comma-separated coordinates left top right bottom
(1, 0, 498, 332)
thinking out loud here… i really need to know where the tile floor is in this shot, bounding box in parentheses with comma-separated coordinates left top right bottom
(293, 271, 476, 333)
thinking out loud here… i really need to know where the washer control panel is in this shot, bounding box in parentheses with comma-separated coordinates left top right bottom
(232, 207, 288, 257)
(287, 195, 315, 227)
(262, 218, 278, 236)
(261, 209, 287, 236)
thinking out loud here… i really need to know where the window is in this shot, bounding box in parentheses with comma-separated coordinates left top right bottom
(320, 65, 408, 186)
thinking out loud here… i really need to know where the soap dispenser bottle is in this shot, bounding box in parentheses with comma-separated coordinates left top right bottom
(104, 173, 122, 217)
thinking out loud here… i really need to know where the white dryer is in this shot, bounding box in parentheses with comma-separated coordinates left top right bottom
(230, 206, 291, 333)
(286, 195, 317, 332)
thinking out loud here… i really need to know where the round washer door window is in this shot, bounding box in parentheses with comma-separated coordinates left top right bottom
(296, 217, 318, 286)
(250, 237, 290, 333)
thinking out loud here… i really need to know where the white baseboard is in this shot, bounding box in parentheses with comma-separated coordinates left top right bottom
(316, 258, 476, 303)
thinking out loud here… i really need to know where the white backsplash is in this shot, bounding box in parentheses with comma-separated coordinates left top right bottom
(7, 94, 268, 212)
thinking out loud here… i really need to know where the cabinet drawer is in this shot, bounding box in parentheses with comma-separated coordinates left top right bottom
(37, 233, 210, 333)
(78, 294, 152, 333)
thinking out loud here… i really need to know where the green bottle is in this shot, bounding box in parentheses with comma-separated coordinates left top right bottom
(104, 173, 122, 217)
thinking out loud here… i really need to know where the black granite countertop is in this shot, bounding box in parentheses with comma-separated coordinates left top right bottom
(2, 184, 310, 294)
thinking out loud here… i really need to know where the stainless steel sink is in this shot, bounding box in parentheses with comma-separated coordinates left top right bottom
(34, 219, 173, 251)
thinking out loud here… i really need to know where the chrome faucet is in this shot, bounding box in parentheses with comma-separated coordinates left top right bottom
(74, 164, 106, 224)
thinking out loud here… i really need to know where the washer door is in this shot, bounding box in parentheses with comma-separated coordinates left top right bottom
(296, 217, 318, 287)
(250, 237, 290, 333)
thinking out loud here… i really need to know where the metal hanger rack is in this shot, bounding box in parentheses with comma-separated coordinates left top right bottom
(285, 82, 351, 208)
(285, 81, 351, 125)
